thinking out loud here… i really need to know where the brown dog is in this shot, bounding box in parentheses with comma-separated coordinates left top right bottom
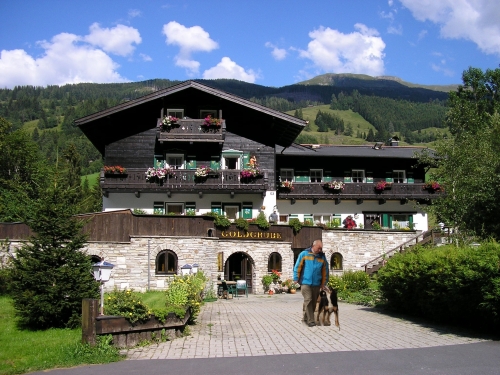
(315, 287, 340, 329)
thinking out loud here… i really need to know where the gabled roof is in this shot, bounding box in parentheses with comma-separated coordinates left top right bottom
(75, 80, 307, 154)
(277, 144, 433, 159)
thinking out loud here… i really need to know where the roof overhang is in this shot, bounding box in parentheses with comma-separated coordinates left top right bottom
(75, 80, 307, 155)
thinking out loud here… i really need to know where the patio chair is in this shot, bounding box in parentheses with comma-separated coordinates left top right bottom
(235, 279, 248, 298)
(221, 281, 235, 299)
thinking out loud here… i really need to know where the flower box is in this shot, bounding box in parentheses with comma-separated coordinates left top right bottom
(423, 181, 442, 192)
(323, 180, 344, 192)
(104, 166, 127, 176)
(160, 115, 179, 131)
(280, 181, 294, 192)
(374, 181, 392, 192)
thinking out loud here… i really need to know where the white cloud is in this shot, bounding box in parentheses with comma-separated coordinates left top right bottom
(265, 42, 287, 60)
(299, 24, 386, 76)
(140, 53, 152, 62)
(418, 29, 428, 41)
(0, 28, 133, 88)
(380, 11, 395, 21)
(202, 57, 258, 83)
(162, 21, 218, 74)
(431, 62, 454, 77)
(387, 25, 403, 35)
(128, 9, 141, 18)
(84, 23, 141, 56)
(399, 0, 500, 55)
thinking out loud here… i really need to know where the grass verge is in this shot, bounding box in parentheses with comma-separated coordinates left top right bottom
(0, 296, 123, 375)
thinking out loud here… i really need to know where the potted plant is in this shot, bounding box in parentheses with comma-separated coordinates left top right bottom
(261, 274, 273, 292)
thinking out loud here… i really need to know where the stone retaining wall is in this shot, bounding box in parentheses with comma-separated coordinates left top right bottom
(3, 230, 419, 294)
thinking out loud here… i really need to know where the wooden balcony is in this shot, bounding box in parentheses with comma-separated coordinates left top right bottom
(101, 168, 268, 194)
(156, 119, 225, 143)
(278, 182, 442, 201)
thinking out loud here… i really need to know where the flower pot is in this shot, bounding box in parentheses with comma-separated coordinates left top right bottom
(290, 289, 296, 294)
(268, 290, 274, 295)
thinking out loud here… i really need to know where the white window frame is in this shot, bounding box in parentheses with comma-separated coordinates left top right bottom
(166, 108, 184, 118)
(166, 154, 185, 170)
(314, 214, 331, 224)
(224, 205, 240, 220)
(393, 170, 406, 183)
(280, 169, 294, 182)
(310, 169, 323, 183)
(166, 203, 184, 215)
(221, 150, 243, 170)
(352, 169, 365, 183)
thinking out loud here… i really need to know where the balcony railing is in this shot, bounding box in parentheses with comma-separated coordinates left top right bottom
(156, 119, 225, 142)
(277, 182, 442, 200)
(101, 168, 268, 193)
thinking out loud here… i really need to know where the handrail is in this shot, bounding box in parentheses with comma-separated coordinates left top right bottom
(362, 229, 438, 272)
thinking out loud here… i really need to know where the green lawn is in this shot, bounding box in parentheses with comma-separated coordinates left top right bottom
(0, 296, 122, 375)
(81, 172, 100, 187)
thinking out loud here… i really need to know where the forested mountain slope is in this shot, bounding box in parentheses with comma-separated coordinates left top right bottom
(0, 75, 450, 175)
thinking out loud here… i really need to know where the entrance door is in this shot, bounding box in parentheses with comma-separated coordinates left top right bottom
(225, 252, 253, 294)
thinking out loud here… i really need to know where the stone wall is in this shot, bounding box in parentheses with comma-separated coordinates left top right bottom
(322, 229, 419, 272)
(3, 230, 420, 294)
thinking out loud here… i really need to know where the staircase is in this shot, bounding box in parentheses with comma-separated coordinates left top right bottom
(363, 230, 443, 275)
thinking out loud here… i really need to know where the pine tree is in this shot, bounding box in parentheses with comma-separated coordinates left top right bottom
(9, 180, 99, 329)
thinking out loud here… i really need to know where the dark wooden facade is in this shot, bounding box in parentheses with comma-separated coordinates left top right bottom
(0, 210, 321, 250)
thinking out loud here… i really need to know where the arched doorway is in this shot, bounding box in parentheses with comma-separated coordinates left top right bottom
(224, 252, 254, 294)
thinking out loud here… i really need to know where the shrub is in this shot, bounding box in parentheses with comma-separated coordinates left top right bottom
(104, 288, 150, 324)
(133, 208, 146, 215)
(235, 217, 249, 231)
(255, 212, 270, 230)
(377, 242, 500, 332)
(289, 218, 302, 234)
(203, 212, 231, 229)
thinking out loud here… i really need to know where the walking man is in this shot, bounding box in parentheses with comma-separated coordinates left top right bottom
(293, 239, 329, 327)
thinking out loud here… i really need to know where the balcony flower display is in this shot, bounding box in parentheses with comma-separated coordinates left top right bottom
(202, 115, 222, 128)
(323, 180, 344, 191)
(423, 181, 442, 192)
(280, 180, 294, 191)
(240, 167, 263, 182)
(104, 165, 127, 175)
(160, 115, 179, 131)
(375, 181, 392, 191)
(195, 166, 212, 178)
(145, 165, 174, 183)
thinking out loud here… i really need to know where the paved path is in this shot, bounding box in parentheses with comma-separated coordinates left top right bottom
(125, 293, 488, 360)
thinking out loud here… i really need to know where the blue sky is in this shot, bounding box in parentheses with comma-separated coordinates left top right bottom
(0, 0, 499, 89)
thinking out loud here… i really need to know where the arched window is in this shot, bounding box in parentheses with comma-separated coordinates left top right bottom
(268, 252, 282, 272)
(330, 252, 343, 270)
(156, 250, 178, 274)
